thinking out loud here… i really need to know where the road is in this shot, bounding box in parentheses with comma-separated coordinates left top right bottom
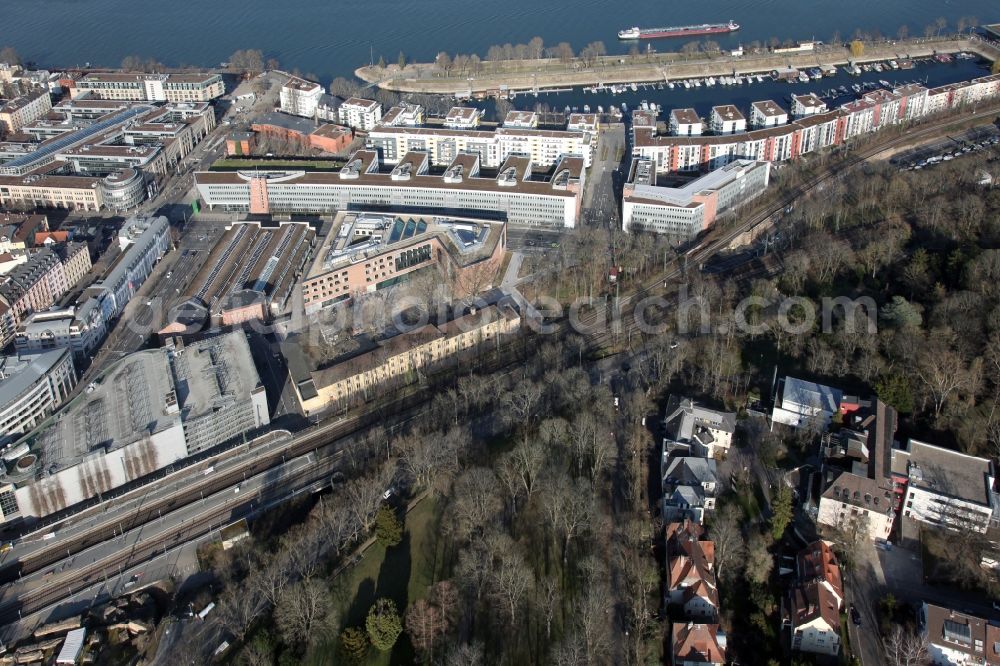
(582, 123, 626, 229)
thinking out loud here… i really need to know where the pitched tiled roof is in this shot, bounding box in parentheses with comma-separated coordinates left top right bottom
(672, 623, 725, 664)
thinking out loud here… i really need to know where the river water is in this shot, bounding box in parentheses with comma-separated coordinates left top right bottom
(2, 0, 995, 117)
(4, 0, 996, 81)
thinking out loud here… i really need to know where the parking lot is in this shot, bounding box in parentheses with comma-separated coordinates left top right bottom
(890, 123, 1000, 170)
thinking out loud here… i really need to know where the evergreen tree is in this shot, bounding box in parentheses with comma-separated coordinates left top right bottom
(366, 598, 403, 651)
(375, 504, 403, 547)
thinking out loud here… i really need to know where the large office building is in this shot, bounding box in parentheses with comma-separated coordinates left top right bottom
(891, 439, 996, 534)
(0, 348, 76, 447)
(71, 72, 225, 103)
(0, 331, 268, 524)
(302, 210, 506, 313)
(195, 149, 585, 228)
(622, 158, 770, 242)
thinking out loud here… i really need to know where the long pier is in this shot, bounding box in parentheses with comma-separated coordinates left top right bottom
(356, 36, 999, 95)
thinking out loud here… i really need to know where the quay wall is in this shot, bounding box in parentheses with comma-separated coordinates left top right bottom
(356, 37, 999, 95)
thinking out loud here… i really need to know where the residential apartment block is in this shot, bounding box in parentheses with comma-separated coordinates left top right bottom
(14, 216, 169, 359)
(0, 89, 53, 134)
(622, 157, 771, 242)
(0, 348, 76, 446)
(366, 108, 594, 169)
(338, 97, 383, 131)
(280, 76, 325, 118)
(634, 74, 1000, 174)
(294, 302, 520, 415)
(71, 72, 225, 102)
(194, 150, 585, 228)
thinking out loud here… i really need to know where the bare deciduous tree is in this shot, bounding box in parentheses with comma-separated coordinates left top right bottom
(274, 578, 333, 647)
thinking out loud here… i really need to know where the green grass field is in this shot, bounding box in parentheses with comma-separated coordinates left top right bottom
(307, 496, 442, 666)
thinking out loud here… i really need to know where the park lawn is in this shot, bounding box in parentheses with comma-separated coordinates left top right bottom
(309, 495, 443, 666)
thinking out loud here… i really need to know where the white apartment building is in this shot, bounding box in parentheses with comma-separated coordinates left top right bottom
(338, 97, 383, 130)
(367, 124, 593, 168)
(280, 76, 325, 118)
(0, 348, 76, 446)
(443, 106, 482, 129)
(670, 108, 703, 136)
(791, 93, 828, 117)
(750, 100, 788, 128)
(709, 105, 746, 134)
(817, 471, 895, 540)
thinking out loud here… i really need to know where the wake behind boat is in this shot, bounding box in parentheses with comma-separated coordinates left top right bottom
(618, 20, 739, 40)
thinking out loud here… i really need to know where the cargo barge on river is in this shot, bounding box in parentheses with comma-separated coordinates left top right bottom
(618, 21, 739, 40)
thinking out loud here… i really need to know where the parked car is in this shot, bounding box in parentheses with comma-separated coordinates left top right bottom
(850, 604, 862, 626)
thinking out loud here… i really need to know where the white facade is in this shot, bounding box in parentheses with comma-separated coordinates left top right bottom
(670, 108, 703, 136)
(280, 77, 325, 118)
(338, 98, 383, 130)
(750, 100, 788, 128)
(791, 93, 828, 117)
(0, 349, 76, 445)
(367, 125, 593, 168)
(709, 106, 746, 134)
(791, 618, 841, 656)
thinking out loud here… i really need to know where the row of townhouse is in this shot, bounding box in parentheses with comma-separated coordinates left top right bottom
(0, 243, 91, 348)
(635, 74, 1000, 174)
(665, 521, 728, 666)
(664, 520, 727, 666)
(785, 540, 845, 657)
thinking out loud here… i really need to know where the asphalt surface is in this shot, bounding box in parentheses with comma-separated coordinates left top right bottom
(582, 123, 626, 229)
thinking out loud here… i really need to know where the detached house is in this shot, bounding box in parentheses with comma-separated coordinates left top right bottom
(662, 457, 719, 523)
(662, 395, 736, 458)
(920, 603, 987, 665)
(671, 622, 727, 666)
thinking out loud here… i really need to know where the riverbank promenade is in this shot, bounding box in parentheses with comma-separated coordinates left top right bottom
(356, 36, 999, 94)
